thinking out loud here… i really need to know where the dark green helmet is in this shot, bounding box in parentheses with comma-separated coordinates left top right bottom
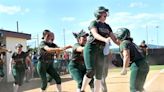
(115, 28, 130, 41)
(73, 30, 89, 39)
(94, 6, 109, 19)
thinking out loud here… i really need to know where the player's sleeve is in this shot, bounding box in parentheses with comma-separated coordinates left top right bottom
(72, 43, 80, 52)
(54, 43, 59, 48)
(120, 42, 130, 52)
(40, 41, 47, 49)
(11, 52, 15, 59)
(88, 20, 97, 31)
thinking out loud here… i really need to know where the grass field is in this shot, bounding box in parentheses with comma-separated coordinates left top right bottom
(110, 65, 164, 72)
(21, 65, 164, 92)
(149, 65, 164, 70)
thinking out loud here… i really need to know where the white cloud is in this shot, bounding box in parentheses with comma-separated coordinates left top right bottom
(79, 19, 93, 28)
(0, 4, 30, 15)
(129, 2, 147, 8)
(0, 4, 21, 15)
(159, 14, 164, 20)
(109, 12, 164, 30)
(61, 17, 75, 22)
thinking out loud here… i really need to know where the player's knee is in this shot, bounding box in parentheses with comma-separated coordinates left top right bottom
(86, 69, 94, 78)
(55, 77, 61, 84)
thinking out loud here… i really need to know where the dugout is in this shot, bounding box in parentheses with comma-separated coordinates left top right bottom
(111, 53, 123, 67)
(147, 48, 164, 65)
(111, 48, 164, 67)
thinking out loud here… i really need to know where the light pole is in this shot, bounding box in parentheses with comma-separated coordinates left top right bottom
(63, 29, 66, 47)
(156, 26, 159, 48)
(146, 25, 148, 44)
(16, 21, 19, 32)
(32, 34, 39, 48)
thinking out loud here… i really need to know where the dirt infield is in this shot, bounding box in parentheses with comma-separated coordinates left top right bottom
(21, 68, 164, 92)
(144, 69, 164, 92)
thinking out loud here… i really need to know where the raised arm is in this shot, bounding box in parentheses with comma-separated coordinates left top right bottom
(44, 45, 72, 53)
(0, 47, 11, 53)
(110, 32, 120, 45)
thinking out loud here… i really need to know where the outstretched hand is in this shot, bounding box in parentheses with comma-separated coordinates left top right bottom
(55, 45, 72, 54)
(7, 49, 12, 53)
(63, 45, 72, 50)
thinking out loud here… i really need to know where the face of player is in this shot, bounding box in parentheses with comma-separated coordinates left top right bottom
(43, 31, 50, 41)
(16, 47, 22, 53)
(99, 12, 108, 22)
(78, 35, 87, 45)
(48, 33, 55, 43)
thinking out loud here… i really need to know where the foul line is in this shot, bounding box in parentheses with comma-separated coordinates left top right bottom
(144, 69, 163, 89)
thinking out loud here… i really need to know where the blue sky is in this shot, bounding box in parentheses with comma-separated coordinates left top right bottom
(0, 0, 163, 48)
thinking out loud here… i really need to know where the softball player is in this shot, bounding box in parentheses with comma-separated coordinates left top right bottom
(11, 43, 27, 92)
(0, 55, 4, 81)
(37, 30, 71, 92)
(139, 40, 148, 59)
(24, 50, 33, 82)
(115, 28, 149, 92)
(68, 30, 94, 92)
(0, 45, 11, 81)
(81, 6, 118, 92)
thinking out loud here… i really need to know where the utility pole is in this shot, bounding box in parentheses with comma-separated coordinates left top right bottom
(16, 21, 19, 32)
(63, 29, 66, 47)
(32, 34, 39, 48)
(37, 34, 39, 47)
(156, 26, 159, 48)
(146, 25, 148, 44)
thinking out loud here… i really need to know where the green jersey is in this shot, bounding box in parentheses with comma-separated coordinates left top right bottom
(39, 41, 58, 60)
(88, 20, 112, 45)
(71, 43, 84, 64)
(12, 51, 27, 68)
(119, 40, 144, 62)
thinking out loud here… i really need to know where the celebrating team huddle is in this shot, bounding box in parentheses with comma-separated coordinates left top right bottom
(0, 6, 149, 92)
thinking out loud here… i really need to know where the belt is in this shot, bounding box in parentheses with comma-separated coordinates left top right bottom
(91, 40, 105, 46)
(15, 61, 24, 64)
(91, 43, 105, 49)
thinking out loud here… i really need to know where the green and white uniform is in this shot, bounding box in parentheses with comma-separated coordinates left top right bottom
(12, 51, 27, 86)
(37, 41, 61, 90)
(68, 43, 94, 89)
(119, 40, 149, 92)
(83, 20, 112, 79)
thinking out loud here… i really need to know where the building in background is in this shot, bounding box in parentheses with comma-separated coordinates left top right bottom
(0, 29, 31, 82)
